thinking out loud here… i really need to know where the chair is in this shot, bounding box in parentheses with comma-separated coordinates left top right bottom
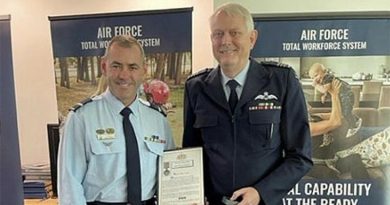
(310, 107, 331, 114)
(362, 81, 383, 95)
(313, 88, 322, 101)
(361, 81, 383, 106)
(378, 107, 390, 127)
(350, 86, 361, 108)
(352, 108, 378, 127)
(47, 123, 60, 197)
(378, 86, 390, 107)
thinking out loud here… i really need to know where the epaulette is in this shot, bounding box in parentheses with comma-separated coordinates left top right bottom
(261, 61, 292, 69)
(69, 97, 93, 112)
(139, 98, 167, 117)
(261, 61, 298, 79)
(187, 68, 213, 80)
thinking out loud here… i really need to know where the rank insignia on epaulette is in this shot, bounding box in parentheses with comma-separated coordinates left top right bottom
(187, 68, 213, 80)
(69, 97, 93, 112)
(261, 61, 292, 69)
(139, 98, 167, 117)
(149, 105, 167, 117)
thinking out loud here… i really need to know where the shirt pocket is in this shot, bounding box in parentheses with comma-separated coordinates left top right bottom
(193, 115, 220, 143)
(249, 110, 281, 149)
(90, 138, 126, 155)
(193, 115, 218, 128)
(87, 138, 126, 181)
(144, 140, 164, 156)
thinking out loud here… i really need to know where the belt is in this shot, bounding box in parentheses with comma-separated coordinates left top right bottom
(87, 197, 156, 205)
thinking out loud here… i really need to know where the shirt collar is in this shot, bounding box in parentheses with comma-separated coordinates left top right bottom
(220, 60, 250, 87)
(102, 89, 140, 116)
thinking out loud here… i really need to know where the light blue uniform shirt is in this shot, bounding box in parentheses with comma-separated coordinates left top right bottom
(220, 60, 250, 101)
(58, 90, 175, 205)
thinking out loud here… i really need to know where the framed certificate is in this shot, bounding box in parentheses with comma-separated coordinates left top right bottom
(158, 147, 204, 205)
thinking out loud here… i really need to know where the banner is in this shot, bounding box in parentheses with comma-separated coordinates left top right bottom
(253, 18, 390, 57)
(49, 10, 192, 183)
(49, 8, 192, 118)
(253, 15, 390, 205)
(50, 9, 192, 57)
(0, 15, 24, 205)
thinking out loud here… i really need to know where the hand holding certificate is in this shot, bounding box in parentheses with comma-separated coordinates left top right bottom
(158, 147, 204, 205)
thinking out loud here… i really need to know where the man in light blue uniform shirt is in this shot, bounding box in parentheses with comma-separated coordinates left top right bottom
(58, 35, 175, 205)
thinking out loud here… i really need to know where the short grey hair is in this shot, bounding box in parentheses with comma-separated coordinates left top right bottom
(210, 3, 254, 31)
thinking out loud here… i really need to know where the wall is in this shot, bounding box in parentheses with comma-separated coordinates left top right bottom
(0, 0, 213, 165)
(215, 0, 390, 13)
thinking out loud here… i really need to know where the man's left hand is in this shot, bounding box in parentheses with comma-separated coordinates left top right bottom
(230, 187, 260, 205)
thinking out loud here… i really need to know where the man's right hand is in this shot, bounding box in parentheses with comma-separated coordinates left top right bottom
(328, 79, 341, 96)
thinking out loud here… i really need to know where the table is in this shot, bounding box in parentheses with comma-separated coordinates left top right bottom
(306, 93, 379, 108)
(24, 198, 57, 205)
(300, 78, 390, 86)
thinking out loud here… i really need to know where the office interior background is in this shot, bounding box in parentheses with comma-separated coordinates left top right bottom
(1, 0, 390, 167)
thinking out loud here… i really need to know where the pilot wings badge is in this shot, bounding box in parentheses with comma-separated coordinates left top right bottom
(254, 92, 278, 101)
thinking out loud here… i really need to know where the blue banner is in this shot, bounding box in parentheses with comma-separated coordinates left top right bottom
(253, 19, 390, 57)
(49, 9, 192, 57)
(253, 15, 390, 205)
(0, 16, 24, 205)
